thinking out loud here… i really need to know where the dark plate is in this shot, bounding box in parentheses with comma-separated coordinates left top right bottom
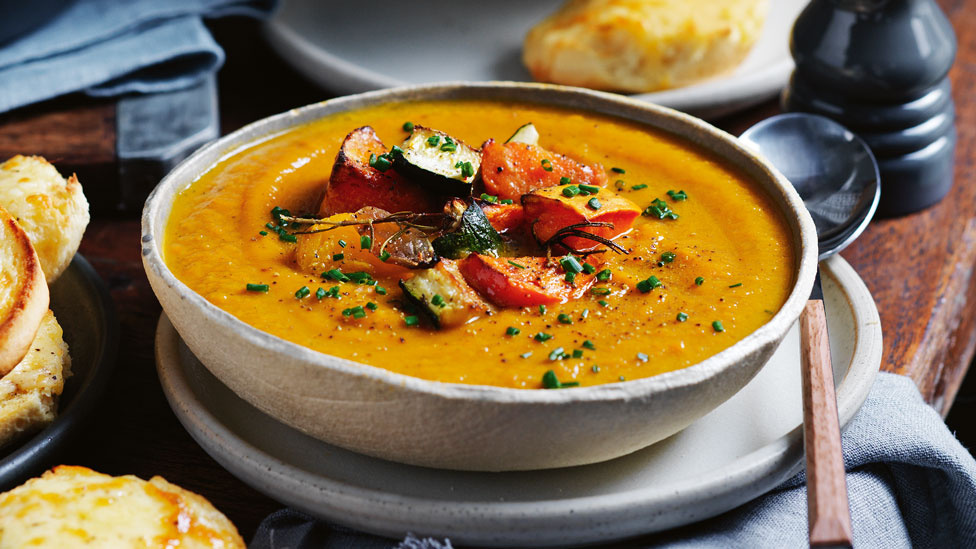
(0, 255, 118, 490)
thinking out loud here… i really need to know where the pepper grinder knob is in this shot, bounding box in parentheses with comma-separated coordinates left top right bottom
(782, 0, 957, 216)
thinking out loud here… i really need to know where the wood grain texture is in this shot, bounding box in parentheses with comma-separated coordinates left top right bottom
(800, 300, 853, 548)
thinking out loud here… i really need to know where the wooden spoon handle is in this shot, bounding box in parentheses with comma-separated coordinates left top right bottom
(800, 299, 853, 548)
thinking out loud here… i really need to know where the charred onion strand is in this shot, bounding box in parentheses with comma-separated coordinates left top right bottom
(281, 212, 445, 235)
(543, 222, 629, 255)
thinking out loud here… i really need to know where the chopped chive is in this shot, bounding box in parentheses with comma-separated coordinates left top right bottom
(346, 271, 373, 284)
(572, 349, 584, 358)
(636, 352, 649, 362)
(338, 239, 347, 248)
(582, 263, 596, 274)
(332, 253, 345, 261)
(581, 308, 589, 319)
(591, 365, 600, 373)
(598, 299, 609, 307)
(541, 159, 553, 171)
(459, 161, 475, 178)
(316, 287, 327, 300)
(667, 189, 688, 201)
(480, 193, 499, 204)
(611, 167, 626, 174)
(431, 294, 446, 307)
(440, 142, 458, 152)
(375, 286, 387, 295)
(508, 260, 527, 269)
(369, 153, 393, 172)
(557, 313, 573, 325)
(619, 375, 626, 381)
(404, 315, 420, 326)
(559, 176, 572, 185)
(366, 302, 378, 311)
(259, 230, 268, 236)
(631, 184, 648, 190)
(636, 276, 662, 293)
(265, 222, 275, 230)
(614, 179, 626, 190)
(560, 255, 583, 273)
(391, 145, 403, 155)
(695, 276, 705, 286)
(520, 351, 533, 359)
(534, 332, 553, 342)
(379, 251, 391, 262)
(565, 271, 577, 284)
(403, 121, 414, 132)
(539, 305, 547, 315)
(322, 269, 349, 282)
(596, 269, 612, 281)
(245, 283, 269, 293)
(499, 199, 514, 205)
(426, 135, 440, 147)
(506, 326, 521, 336)
(642, 198, 679, 220)
(279, 233, 297, 243)
(729, 282, 743, 288)
(587, 197, 602, 210)
(579, 184, 600, 195)
(591, 287, 611, 296)
(677, 312, 689, 322)
(562, 185, 580, 198)
(713, 321, 725, 332)
(295, 286, 311, 299)
(360, 235, 372, 249)
(583, 340, 596, 350)
(542, 369, 579, 389)
(548, 347, 566, 361)
(342, 305, 366, 318)
(659, 251, 676, 265)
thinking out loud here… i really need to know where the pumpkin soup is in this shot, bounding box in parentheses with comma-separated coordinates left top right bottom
(163, 100, 794, 388)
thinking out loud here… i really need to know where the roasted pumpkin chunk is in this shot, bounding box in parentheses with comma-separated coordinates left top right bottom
(480, 139, 608, 200)
(458, 254, 597, 307)
(481, 202, 526, 234)
(522, 186, 641, 252)
(320, 126, 439, 216)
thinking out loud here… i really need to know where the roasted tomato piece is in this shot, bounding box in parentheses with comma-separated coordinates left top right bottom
(479, 139, 607, 201)
(320, 126, 439, 216)
(522, 186, 641, 252)
(459, 254, 596, 307)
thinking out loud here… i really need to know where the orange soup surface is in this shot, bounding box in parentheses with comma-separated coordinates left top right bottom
(164, 100, 795, 388)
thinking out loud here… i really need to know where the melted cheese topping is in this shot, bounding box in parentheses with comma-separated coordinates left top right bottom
(0, 466, 244, 548)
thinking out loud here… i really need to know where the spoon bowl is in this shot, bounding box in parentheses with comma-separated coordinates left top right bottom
(741, 113, 880, 259)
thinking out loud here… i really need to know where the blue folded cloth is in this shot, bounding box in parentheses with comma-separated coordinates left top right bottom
(249, 373, 976, 548)
(0, 0, 276, 114)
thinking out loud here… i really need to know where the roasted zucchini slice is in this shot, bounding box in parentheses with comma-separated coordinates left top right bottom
(399, 259, 492, 328)
(504, 122, 540, 145)
(392, 126, 481, 196)
(432, 200, 502, 259)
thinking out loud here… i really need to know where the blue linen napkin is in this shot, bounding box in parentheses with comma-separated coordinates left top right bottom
(249, 373, 976, 548)
(0, 0, 276, 114)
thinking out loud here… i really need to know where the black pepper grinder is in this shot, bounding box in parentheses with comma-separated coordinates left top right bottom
(782, 0, 957, 216)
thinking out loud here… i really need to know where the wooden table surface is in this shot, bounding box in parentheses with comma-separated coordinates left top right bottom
(2, 3, 975, 542)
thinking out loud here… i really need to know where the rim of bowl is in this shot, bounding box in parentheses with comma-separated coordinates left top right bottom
(142, 81, 818, 404)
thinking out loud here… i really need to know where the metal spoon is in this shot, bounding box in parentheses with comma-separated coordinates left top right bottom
(740, 113, 880, 548)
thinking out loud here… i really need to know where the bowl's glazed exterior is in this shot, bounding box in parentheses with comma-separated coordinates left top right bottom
(142, 82, 817, 471)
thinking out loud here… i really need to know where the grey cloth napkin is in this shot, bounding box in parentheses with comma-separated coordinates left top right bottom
(249, 373, 976, 548)
(0, 0, 276, 114)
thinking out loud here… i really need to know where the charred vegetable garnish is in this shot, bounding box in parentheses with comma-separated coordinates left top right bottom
(432, 200, 502, 259)
(393, 126, 481, 196)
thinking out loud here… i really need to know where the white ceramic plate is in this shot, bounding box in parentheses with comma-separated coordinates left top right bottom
(156, 255, 881, 547)
(264, 0, 808, 119)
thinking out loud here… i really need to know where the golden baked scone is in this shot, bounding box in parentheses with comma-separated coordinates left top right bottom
(0, 465, 246, 548)
(0, 155, 89, 282)
(0, 310, 69, 448)
(0, 206, 49, 377)
(523, 0, 769, 93)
